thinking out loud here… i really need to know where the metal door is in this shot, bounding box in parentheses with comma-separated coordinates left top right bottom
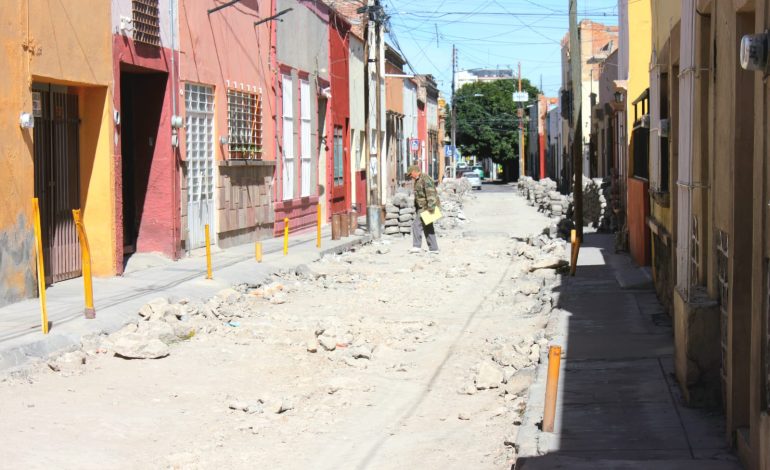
(331, 125, 347, 214)
(185, 83, 216, 249)
(32, 84, 82, 283)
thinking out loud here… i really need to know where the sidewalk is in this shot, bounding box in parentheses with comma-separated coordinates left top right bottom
(0, 227, 369, 371)
(515, 233, 742, 469)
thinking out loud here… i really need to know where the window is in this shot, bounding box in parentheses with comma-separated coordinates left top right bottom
(333, 126, 344, 186)
(132, 0, 161, 46)
(716, 229, 729, 405)
(300, 79, 312, 197)
(227, 90, 262, 159)
(690, 216, 700, 284)
(184, 83, 215, 204)
(281, 75, 294, 200)
(631, 126, 649, 179)
(632, 88, 650, 180)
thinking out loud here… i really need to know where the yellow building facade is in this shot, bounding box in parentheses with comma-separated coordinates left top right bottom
(0, 1, 115, 307)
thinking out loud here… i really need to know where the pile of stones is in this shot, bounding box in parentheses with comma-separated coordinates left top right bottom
(384, 190, 416, 236)
(518, 177, 571, 219)
(383, 179, 472, 236)
(435, 179, 471, 230)
(582, 177, 609, 231)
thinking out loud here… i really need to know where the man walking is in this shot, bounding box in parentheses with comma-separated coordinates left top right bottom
(407, 165, 439, 253)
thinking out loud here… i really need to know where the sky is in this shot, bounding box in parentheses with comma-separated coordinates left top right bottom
(381, 0, 619, 98)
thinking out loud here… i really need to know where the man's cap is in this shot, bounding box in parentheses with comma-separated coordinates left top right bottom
(407, 165, 420, 175)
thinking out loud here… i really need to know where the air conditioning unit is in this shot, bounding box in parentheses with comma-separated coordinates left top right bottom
(640, 114, 651, 129)
(660, 118, 670, 138)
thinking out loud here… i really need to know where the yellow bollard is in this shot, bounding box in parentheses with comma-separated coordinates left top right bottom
(255, 241, 263, 263)
(32, 198, 49, 334)
(316, 204, 322, 249)
(570, 229, 580, 277)
(205, 224, 213, 280)
(72, 209, 95, 319)
(283, 218, 290, 255)
(542, 345, 562, 432)
(569, 229, 578, 276)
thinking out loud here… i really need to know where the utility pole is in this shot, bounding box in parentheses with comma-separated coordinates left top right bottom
(360, 0, 384, 238)
(451, 44, 457, 179)
(568, 0, 583, 240)
(362, 3, 373, 234)
(374, 0, 383, 214)
(518, 62, 525, 179)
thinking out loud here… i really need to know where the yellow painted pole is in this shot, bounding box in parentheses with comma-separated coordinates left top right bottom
(570, 229, 579, 276)
(283, 217, 290, 255)
(255, 241, 263, 262)
(205, 224, 213, 280)
(542, 345, 562, 432)
(32, 198, 49, 334)
(72, 209, 95, 319)
(316, 204, 322, 249)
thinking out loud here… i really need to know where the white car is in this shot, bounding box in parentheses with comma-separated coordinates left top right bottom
(462, 171, 482, 190)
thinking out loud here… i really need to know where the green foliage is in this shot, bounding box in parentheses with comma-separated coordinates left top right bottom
(450, 79, 540, 164)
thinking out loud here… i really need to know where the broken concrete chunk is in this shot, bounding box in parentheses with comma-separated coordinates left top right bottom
(318, 335, 337, 351)
(530, 257, 569, 271)
(474, 360, 504, 390)
(113, 334, 170, 359)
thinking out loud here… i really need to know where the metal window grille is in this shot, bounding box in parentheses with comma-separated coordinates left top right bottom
(281, 75, 294, 200)
(227, 90, 263, 159)
(716, 229, 730, 405)
(300, 80, 312, 197)
(132, 0, 161, 46)
(334, 126, 344, 186)
(690, 216, 700, 284)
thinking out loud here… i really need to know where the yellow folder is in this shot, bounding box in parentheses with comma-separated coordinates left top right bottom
(420, 207, 443, 225)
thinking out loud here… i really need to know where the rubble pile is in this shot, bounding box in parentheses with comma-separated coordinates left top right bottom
(383, 178, 472, 236)
(436, 179, 471, 230)
(384, 190, 415, 236)
(517, 177, 571, 219)
(582, 177, 609, 230)
(458, 233, 569, 448)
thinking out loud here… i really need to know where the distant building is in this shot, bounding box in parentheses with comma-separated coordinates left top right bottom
(454, 68, 514, 90)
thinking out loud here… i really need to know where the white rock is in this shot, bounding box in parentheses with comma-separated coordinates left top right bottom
(318, 335, 337, 351)
(530, 257, 568, 271)
(350, 345, 372, 360)
(113, 334, 170, 359)
(474, 360, 504, 390)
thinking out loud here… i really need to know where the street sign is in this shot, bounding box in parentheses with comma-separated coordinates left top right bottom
(444, 145, 453, 157)
(513, 91, 529, 102)
(410, 139, 420, 151)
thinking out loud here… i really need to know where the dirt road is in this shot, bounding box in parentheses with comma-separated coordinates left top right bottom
(0, 186, 561, 470)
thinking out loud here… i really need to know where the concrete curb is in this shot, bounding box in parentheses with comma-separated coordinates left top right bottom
(0, 235, 371, 374)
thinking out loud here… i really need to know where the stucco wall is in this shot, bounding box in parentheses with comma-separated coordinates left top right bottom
(276, 0, 329, 80)
(179, 0, 276, 243)
(1, 0, 114, 307)
(626, 0, 652, 147)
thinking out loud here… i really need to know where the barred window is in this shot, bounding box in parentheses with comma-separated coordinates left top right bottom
(227, 90, 263, 159)
(132, 0, 161, 46)
(716, 229, 729, 404)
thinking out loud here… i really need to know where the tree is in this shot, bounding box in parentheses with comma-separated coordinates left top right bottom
(451, 78, 540, 165)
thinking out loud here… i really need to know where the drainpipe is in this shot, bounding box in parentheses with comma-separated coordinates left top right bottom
(170, 0, 181, 256)
(170, 0, 179, 142)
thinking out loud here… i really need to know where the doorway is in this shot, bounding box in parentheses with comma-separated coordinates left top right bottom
(32, 83, 82, 284)
(119, 68, 167, 259)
